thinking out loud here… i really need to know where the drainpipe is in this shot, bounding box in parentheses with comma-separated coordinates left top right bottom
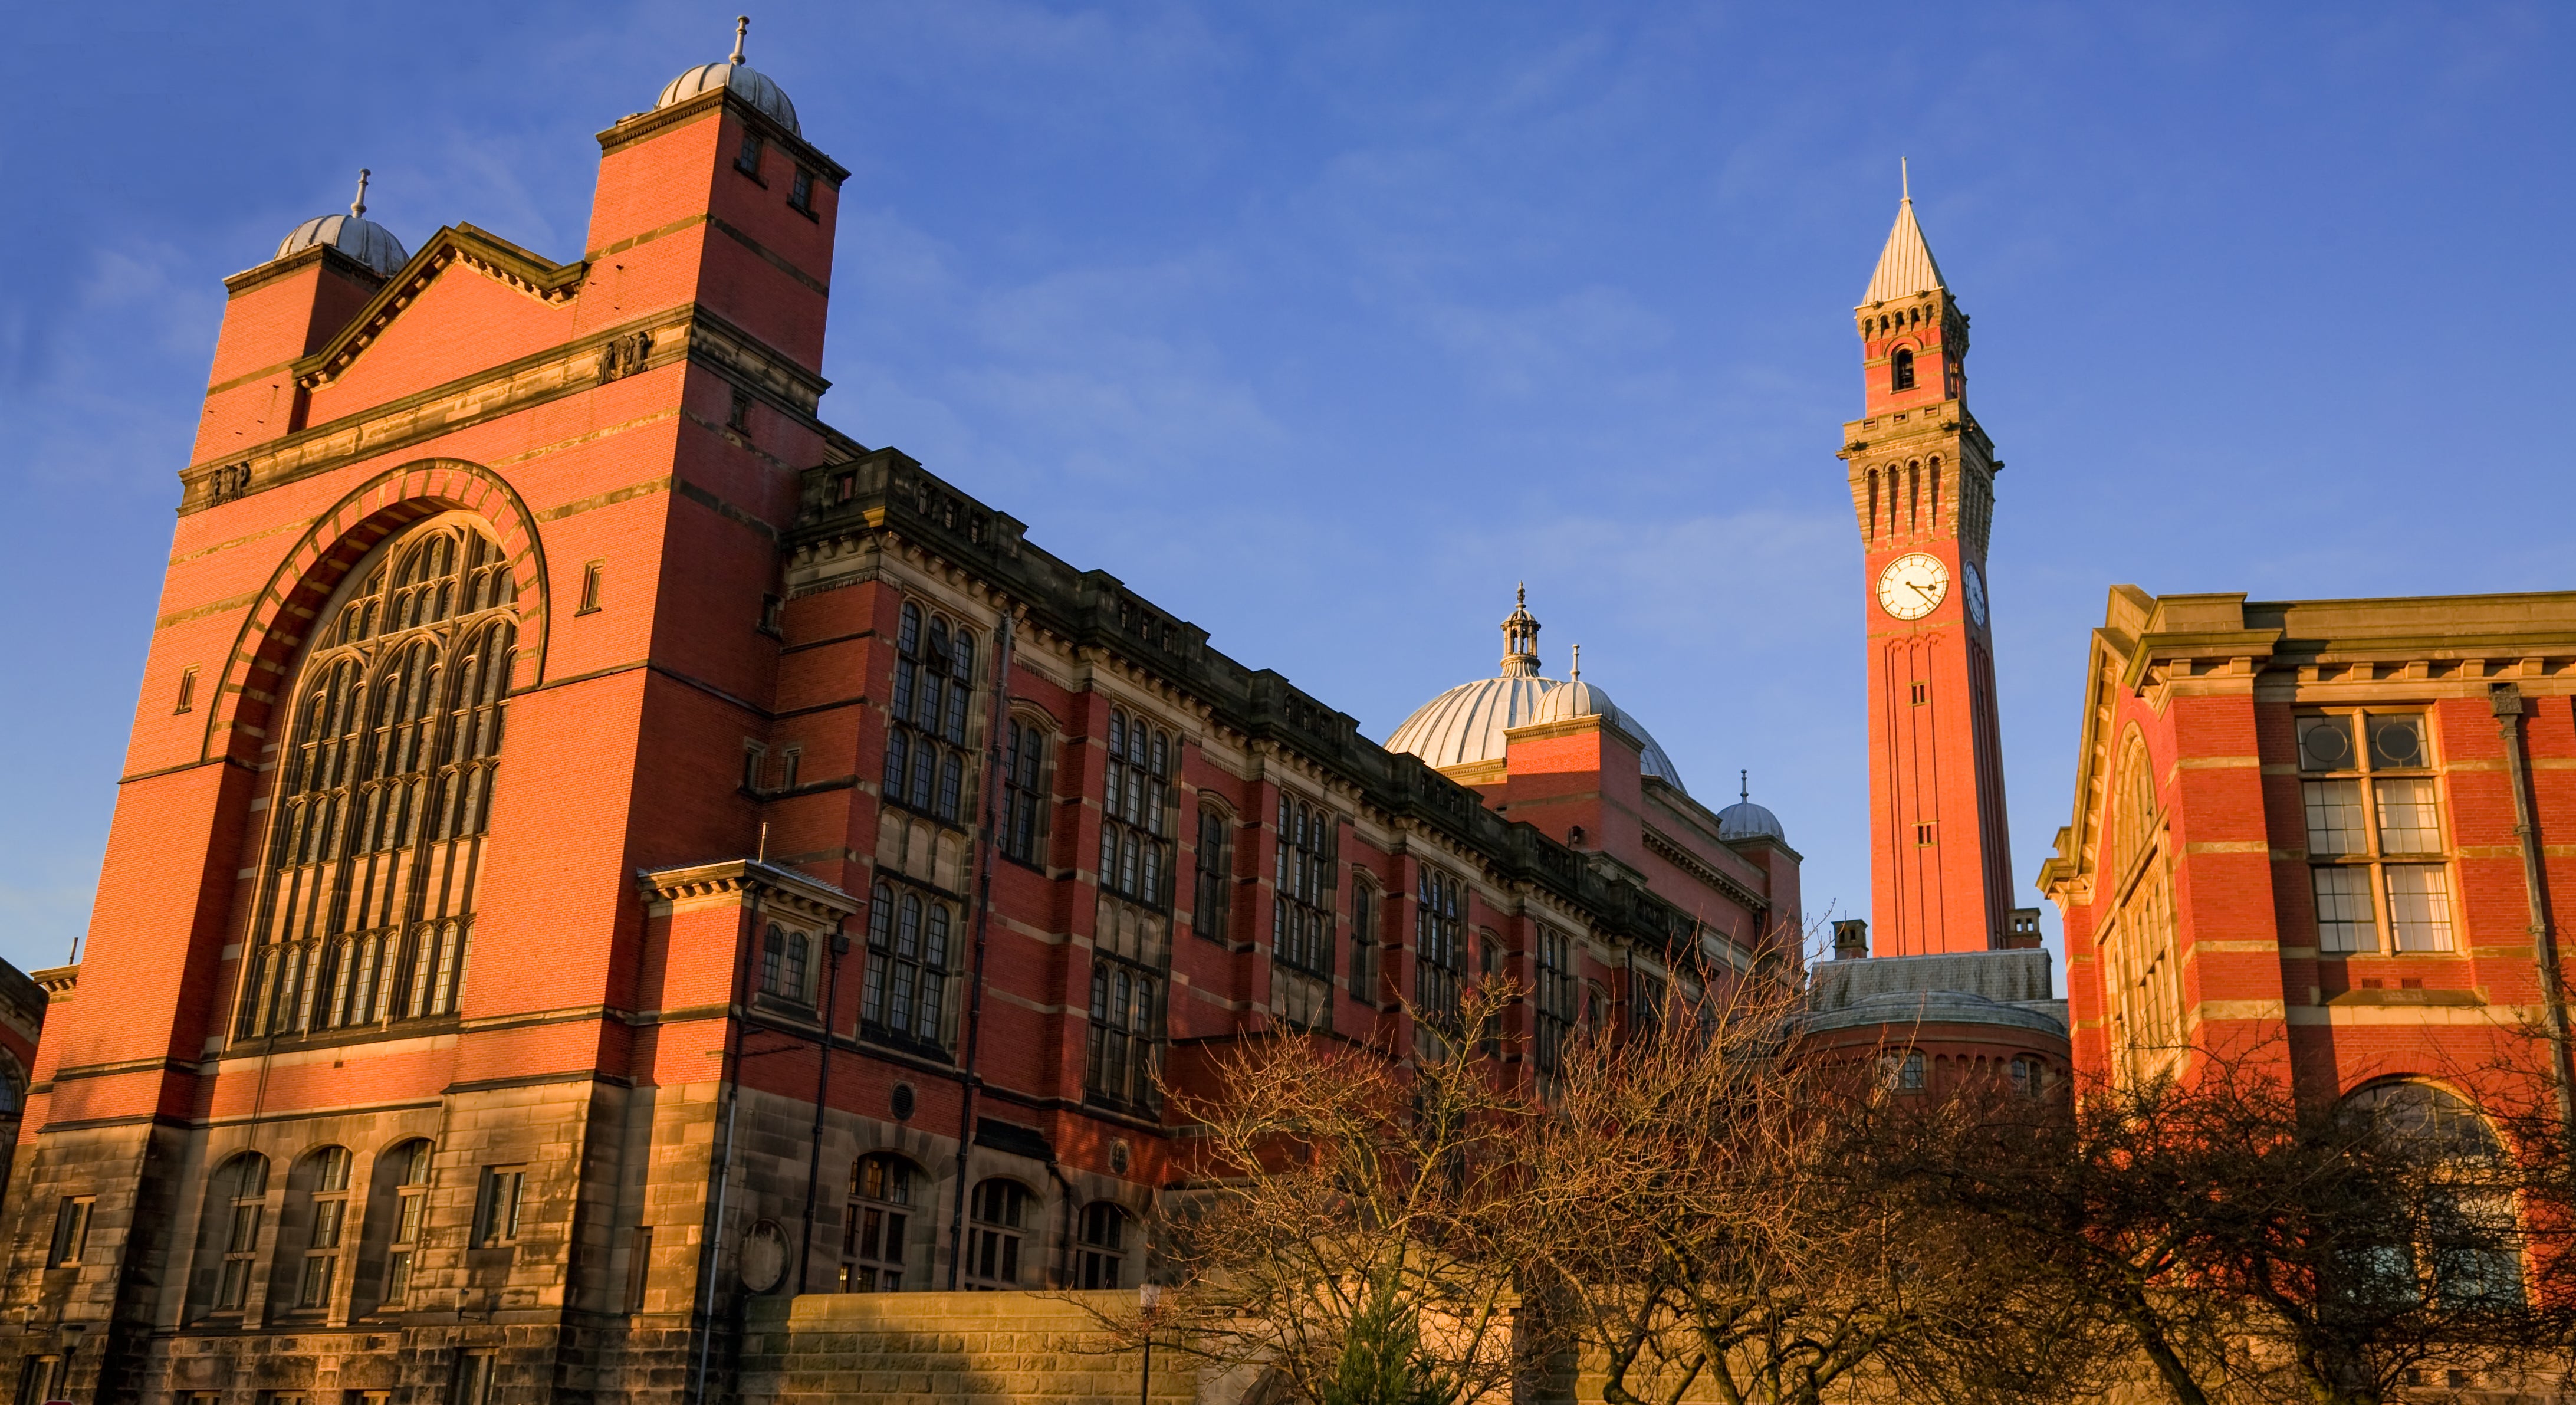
(796, 927, 850, 1294)
(2490, 684, 2576, 1149)
(947, 613, 1018, 1287)
(690, 876, 763, 1405)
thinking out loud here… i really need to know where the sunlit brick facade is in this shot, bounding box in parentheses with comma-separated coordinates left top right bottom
(0, 40, 1798, 1405)
(2038, 588, 2576, 1128)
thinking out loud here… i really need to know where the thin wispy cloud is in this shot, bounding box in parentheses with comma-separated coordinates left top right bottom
(1, 2, 2571, 976)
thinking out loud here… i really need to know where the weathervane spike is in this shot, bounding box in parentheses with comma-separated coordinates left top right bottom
(1900, 156, 1910, 203)
(1740, 769, 1749, 805)
(351, 168, 370, 219)
(1571, 644, 1581, 681)
(732, 14, 750, 63)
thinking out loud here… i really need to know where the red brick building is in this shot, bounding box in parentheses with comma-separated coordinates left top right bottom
(2038, 589, 2576, 1136)
(0, 34, 1798, 1405)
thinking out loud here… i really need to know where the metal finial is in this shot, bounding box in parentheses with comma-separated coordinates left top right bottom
(1571, 644, 1581, 681)
(1740, 769, 1749, 805)
(1516, 580, 1526, 608)
(731, 15, 750, 63)
(1900, 156, 1910, 203)
(351, 168, 371, 219)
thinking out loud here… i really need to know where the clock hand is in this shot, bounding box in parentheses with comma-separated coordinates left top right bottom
(1910, 582, 1934, 599)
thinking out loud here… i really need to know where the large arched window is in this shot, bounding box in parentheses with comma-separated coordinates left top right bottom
(2339, 1082, 2523, 1308)
(1890, 346, 1917, 391)
(2112, 733, 2155, 878)
(236, 518, 517, 1041)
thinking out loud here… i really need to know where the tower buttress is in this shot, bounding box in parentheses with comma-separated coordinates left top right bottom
(1837, 184, 2015, 955)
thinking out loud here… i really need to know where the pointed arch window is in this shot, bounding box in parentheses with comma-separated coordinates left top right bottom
(998, 717, 1050, 866)
(1099, 709, 1173, 906)
(885, 602, 978, 825)
(1273, 794, 1337, 976)
(861, 882, 953, 1053)
(236, 518, 517, 1043)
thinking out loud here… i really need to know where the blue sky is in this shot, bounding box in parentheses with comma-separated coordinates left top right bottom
(2, 3, 2571, 980)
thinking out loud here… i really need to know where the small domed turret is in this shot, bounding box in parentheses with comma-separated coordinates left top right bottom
(1716, 772, 1786, 843)
(275, 169, 408, 277)
(658, 15, 800, 135)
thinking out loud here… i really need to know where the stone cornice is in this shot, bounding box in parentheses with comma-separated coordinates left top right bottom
(787, 447, 1713, 963)
(1641, 826, 1767, 915)
(221, 241, 389, 298)
(638, 859, 862, 927)
(178, 305, 826, 516)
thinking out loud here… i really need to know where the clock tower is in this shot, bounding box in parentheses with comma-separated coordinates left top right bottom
(1839, 183, 2015, 955)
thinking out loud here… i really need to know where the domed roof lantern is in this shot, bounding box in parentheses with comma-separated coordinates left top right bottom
(1716, 770, 1787, 843)
(1386, 585, 1687, 793)
(657, 15, 801, 136)
(1499, 583, 1541, 678)
(274, 169, 409, 277)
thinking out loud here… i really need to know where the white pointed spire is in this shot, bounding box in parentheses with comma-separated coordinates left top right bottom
(1860, 162, 1948, 306)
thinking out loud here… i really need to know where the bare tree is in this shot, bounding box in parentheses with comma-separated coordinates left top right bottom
(1109, 983, 1537, 1405)
(1513, 978, 2092, 1405)
(1920, 1049, 2576, 1405)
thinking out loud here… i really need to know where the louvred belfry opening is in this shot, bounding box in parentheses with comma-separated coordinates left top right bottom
(236, 516, 517, 1039)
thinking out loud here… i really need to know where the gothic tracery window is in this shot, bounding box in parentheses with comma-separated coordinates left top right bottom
(238, 517, 517, 1042)
(1099, 708, 1173, 906)
(1415, 867, 1466, 1034)
(1273, 794, 1337, 976)
(885, 602, 977, 825)
(862, 882, 952, 1053)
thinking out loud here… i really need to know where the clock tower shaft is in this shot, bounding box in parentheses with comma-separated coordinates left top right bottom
(1839, 190, 2016, 955)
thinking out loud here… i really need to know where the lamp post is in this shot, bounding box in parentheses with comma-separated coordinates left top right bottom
(1137, 1282, 1161, 1405)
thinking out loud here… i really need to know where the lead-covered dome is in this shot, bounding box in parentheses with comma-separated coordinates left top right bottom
(1717, 800, 1785, 843)
(1714, 772, 1786, 843)
(658, 17, 800, 135)
(275, 170, 407, 277)
(1384, 586, 1686, 792)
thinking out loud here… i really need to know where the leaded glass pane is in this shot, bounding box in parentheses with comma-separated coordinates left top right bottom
(2313, 865, 2376, 953)
(2387, 864, 2453, 952)
(2304, 779, 2367, 856)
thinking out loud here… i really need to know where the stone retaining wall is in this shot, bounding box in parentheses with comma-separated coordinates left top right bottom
(738, 1291, 1214, 1405)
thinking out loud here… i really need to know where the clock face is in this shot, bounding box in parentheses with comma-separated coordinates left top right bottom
(1875, 553, 1950, 621)
(1963, 560, 1989, 628)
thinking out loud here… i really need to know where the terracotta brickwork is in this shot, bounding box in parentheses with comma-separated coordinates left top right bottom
(1838, 203, 2015, 956)
(2, 54, 1796, 1405)
(2040, 588, 2576, 1124)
